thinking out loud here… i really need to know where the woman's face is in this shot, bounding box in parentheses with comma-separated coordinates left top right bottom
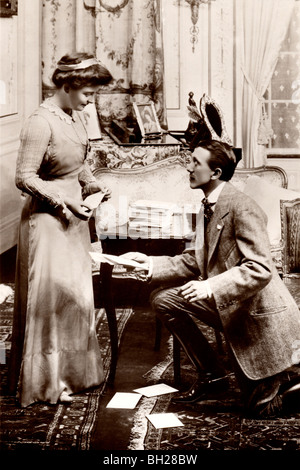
(67, 85, 100, 111)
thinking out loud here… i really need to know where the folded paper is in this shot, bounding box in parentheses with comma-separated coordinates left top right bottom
(84, 191, 105, 209)
(133, 383, 178, 397)
(89, 252, 145, 269)
(146, 413, 184, 429)
(106, 392, 142, 409)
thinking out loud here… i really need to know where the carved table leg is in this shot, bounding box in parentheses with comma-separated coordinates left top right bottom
(96, 263, 118, 385)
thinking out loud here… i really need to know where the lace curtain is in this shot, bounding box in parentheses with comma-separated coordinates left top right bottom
(239, 0, 295, 167)
(42, 0, 167, 128)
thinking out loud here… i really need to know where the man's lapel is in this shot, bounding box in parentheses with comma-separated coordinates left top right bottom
(194, 204, 206, 275)
(206, 183, 233, 265)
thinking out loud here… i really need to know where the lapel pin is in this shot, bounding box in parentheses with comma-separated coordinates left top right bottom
(217, 224, 222, 230)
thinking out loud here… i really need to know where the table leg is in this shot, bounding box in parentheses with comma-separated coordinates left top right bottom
(99, 263, 118, 385)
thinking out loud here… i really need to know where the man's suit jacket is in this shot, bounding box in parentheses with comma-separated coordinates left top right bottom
(151, 182, 300, 380)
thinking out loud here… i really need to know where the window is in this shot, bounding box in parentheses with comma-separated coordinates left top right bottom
(264, 2, 300, 155)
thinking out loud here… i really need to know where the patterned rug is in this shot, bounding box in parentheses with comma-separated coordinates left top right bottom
(128, 321, 300, 451)
(0, 284, 133, 451)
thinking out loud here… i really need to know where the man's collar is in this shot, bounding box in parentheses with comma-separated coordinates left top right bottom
(206, 182, 226, 204)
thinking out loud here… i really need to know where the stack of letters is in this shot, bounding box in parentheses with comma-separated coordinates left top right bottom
(128, 200, 177, 239)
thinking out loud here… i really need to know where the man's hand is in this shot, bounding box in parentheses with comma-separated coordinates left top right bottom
(179, 280, 209, 302)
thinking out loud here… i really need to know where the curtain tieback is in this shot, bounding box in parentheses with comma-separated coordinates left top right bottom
(241, 64, 264, 103)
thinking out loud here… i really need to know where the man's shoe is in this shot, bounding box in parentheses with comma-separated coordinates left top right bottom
(246, 375, 300, 419)
(172, 374, 230, 404)
(247, 394, 283, 419)
(281, 376, 300, 413)
(245, 374, 283, 419)
(280, 375, 300, 397)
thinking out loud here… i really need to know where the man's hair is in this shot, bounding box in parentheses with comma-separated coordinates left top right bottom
(52, 52, 112, 89)
(191, 140, 238, 181)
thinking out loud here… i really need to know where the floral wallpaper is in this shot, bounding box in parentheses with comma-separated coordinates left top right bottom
(41, 0, 167, 128)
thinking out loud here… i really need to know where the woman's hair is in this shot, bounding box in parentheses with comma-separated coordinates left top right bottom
(192, 140, 238, 181)
(52, 52, 112, 89)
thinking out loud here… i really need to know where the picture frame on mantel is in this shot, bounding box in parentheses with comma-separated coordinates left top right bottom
(133, 102, 161, 137)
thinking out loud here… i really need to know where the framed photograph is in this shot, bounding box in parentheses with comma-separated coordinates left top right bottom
(133, 102, 161, 136)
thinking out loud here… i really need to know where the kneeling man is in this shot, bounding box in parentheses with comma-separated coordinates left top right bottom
(123, 139, 300, 418)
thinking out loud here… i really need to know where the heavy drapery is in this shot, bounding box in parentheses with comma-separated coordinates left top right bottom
(239, 0, 295, 167)
(42, 0, 167, 128)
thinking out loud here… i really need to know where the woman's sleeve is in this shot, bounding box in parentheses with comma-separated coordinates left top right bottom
(78, 159, 98, 196)
(15, 115, 66, 207)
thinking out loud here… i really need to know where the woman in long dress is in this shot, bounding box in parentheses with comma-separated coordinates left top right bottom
(8, 52, 113, 407)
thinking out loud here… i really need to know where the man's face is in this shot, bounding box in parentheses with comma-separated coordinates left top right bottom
(187, 147, 215, 190)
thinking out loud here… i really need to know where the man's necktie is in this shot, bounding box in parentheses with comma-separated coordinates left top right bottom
(195, 198, 215, 278)
(201, 197, 216, 225)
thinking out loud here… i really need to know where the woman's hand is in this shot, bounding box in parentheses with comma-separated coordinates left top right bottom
(90, 182, 112, 201)
(101, 187, 112, 201)
(64, 197, 93, 221)
(60, 205, 73, 223)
